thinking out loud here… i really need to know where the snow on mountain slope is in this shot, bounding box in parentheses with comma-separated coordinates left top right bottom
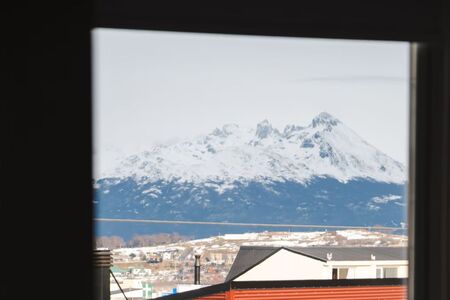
(98, 112, 406, 185)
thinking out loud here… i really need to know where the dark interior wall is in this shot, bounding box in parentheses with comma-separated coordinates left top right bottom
(413, 42, 450, 300)
(412, 1, 450, 298)
(3, 1, 449, 300)
(95, 0, 442, 41)
(4, 1, 93, 300)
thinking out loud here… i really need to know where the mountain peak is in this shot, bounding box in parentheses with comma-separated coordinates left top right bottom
(212, 123, 240, 137)
(311, 112, 341, 128)
(100, 113, 406, 185)
(257, 119, 271, 126)
(255, 119, 279, 139)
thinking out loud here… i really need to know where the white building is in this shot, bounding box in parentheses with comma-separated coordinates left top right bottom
(176, 284, 209, 293)
(162, 251, 173, 261)
(110, 278, 144, 299)
(130, 267, 152, 277)
(110, 288, 143, 300)
(226, 246, 408, 281)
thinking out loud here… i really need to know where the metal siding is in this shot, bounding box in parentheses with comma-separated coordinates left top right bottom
(232, 286, 407, 300)
(193, 285, 406, 300)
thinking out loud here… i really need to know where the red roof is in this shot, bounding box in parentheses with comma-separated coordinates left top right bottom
(156, 279, 407, 300)
(196, 285, 406, 300)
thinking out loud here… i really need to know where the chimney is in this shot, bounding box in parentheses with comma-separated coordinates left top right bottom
(194, 254, 201, 285)
(93, 249, 112, 300)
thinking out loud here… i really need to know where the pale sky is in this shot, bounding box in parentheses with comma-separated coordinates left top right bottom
(92, 28, 410, 168)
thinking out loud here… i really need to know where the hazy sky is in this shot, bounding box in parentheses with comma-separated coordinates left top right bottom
(92, 28, 410, 167)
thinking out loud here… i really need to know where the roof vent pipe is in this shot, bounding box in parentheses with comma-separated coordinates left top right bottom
(194, 254, 201, 285)
(93, 249, 112, 300)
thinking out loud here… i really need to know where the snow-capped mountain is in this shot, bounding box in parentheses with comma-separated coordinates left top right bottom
(99, 112, 405, 186)
(94, 112, 407, 239)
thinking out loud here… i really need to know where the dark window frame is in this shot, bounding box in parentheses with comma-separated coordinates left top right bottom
(6, 1, 448, 300)
(92, 2, 449, 300)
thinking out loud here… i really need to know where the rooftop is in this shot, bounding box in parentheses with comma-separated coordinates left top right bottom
(226, 246, 407, 281)
(155, 278, 407, 300)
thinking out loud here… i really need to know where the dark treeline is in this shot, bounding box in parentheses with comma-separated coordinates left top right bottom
(95, 233, 191, 249)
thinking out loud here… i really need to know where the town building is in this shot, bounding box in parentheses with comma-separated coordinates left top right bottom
(226, 246, 408, 281)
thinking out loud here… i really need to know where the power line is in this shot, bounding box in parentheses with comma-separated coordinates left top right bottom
(110, 269, 129, 300)
(94, 218, 406, 231)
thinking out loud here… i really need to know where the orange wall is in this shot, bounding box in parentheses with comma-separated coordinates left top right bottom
(196, 285, 406, 300)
